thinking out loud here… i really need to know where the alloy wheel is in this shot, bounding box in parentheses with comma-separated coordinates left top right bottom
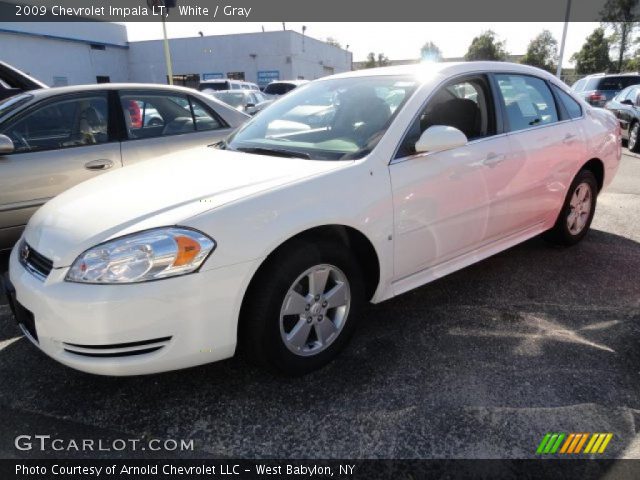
(567, 182, 592, 235)
(279, 264, 351, 357)
(630, 124, 639, 150)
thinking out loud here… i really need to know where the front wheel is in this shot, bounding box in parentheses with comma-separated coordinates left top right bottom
(544, 169, 598, 246)
(240, 239, 365, 375)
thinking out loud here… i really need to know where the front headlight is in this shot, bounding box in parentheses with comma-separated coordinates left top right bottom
(66, 227, 215, 284)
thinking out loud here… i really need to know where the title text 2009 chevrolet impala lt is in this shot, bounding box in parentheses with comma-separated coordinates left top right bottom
(4, 63, 620, 375)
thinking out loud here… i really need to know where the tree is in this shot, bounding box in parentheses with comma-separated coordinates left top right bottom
(326, 37, 341, 48)
(464, 30, 508, 61)
(363, 52, 390, 68)
(601, 0, 640, 72)
(571, 28, 612, 74)
(377, 53, 390, 67)
(364, 52, 377, 68)
(420, 41, 442, 62)
(520, 30, 558, 73)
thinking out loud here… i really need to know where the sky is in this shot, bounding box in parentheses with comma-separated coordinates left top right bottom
(123, 22, 601, 67)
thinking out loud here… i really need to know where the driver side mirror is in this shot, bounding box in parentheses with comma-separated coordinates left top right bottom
(0, 134, 15, 155)
(415, 125, 467, 154)
(621, 99, 634, 106)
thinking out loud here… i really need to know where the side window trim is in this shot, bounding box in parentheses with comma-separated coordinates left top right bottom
(549, 83, 584, 121)
(548, 82, 570, 122)
(187, 94, 229, 130)
(487, 73, 506, 135)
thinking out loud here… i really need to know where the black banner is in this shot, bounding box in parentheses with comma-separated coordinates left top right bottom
(3, 459, 640, 480)
(0, 0, 627, 22)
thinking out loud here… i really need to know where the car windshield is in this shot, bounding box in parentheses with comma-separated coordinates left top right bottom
(226, 75, 418, 160)
(212, 91, 246, 108)
(199, 82, 229, 91)
(264, 83, 295, 95)
(0, 93, 32, 118)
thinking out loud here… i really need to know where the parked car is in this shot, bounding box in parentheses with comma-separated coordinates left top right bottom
(572, 73, 640, 107)
(4, 62, 620, 376)
(206, 90, 270, 115)
(0, 83, 249, 250)
(0, 61, 47, 101)
(605, 84, 640, 151)
(263, 80, 309, 97)
(198, 79, 260, 92)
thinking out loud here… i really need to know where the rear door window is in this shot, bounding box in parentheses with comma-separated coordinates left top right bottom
(120, 92, 195, 139)
(495, 74, 559, 132)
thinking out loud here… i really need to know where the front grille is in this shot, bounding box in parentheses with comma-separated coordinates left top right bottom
(63, 336, 171, 358)
(19, 241, 53, 280)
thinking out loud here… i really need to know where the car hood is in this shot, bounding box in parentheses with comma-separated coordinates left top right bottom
(24, 147, 348, 267)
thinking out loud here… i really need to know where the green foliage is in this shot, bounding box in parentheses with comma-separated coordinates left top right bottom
(571, 28, 612, 74)
(464, 30, 508, 61)
(520, 30, 558, 73)
(600, 0, 640, 72)
(420, 41, 442, 62)
(325, 37, 341, 48)
(363, 52, 390, 68)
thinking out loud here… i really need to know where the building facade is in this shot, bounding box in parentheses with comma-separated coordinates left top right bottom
(0, 23, 352, 88)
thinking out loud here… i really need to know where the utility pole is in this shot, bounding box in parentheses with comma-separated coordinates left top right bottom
(556, 0, 572, 79)
(148, 0, 176, 84)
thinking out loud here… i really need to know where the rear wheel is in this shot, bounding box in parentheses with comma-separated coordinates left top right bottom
(544, 169, 598, 246)
(629, 122, 640, 152)
(240, 239, 364, 375)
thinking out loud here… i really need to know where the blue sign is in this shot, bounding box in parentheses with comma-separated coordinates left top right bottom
(257, 70, 280, 87)
(202, 73, 223, 80)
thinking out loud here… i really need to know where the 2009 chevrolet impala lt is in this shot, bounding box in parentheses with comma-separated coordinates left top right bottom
(5, 62, 621, 375)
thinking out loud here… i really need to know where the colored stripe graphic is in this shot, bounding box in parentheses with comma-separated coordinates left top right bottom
(574, 433, 589, 453)
(538, 433, 613, 455)
(560, 434, 575, 454)
(598, 434, 613, 453)
(536, 433, 552, 454)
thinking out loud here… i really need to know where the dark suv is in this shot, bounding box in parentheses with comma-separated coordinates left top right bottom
(572, 73, 640, 107)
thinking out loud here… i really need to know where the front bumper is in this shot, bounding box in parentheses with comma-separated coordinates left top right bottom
(8, 245, 259, 376)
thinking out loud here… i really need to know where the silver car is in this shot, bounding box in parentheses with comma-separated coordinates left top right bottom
(0, 83, 249, 249)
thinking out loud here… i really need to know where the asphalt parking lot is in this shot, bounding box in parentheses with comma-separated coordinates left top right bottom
(0, 152, 638, 460)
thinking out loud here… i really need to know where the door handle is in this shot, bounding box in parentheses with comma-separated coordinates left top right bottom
(563, 133, 577, 144)
(84, 159, 114, 171)
(483, 152, 505, 167)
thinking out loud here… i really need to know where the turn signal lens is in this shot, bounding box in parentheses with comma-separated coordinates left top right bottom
(174, 236, 202, 267)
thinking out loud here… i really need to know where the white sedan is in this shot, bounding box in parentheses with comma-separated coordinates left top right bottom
(5, 62, 621, 376)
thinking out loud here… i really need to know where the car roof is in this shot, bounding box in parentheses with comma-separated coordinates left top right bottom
(209, 89, 249, 95)
(269, 80, 309, 85)
(22, 83, 204, 100)
(327, 61, 559, 83)
(597, 72, 640, 76)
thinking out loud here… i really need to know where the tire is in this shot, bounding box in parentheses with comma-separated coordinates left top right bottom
(544, 169, 598, 246)
(629, 122, 640, 153)
(239, 239, 365, 375)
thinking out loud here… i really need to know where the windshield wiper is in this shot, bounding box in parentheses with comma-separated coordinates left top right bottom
(235, 146, 311, 159)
